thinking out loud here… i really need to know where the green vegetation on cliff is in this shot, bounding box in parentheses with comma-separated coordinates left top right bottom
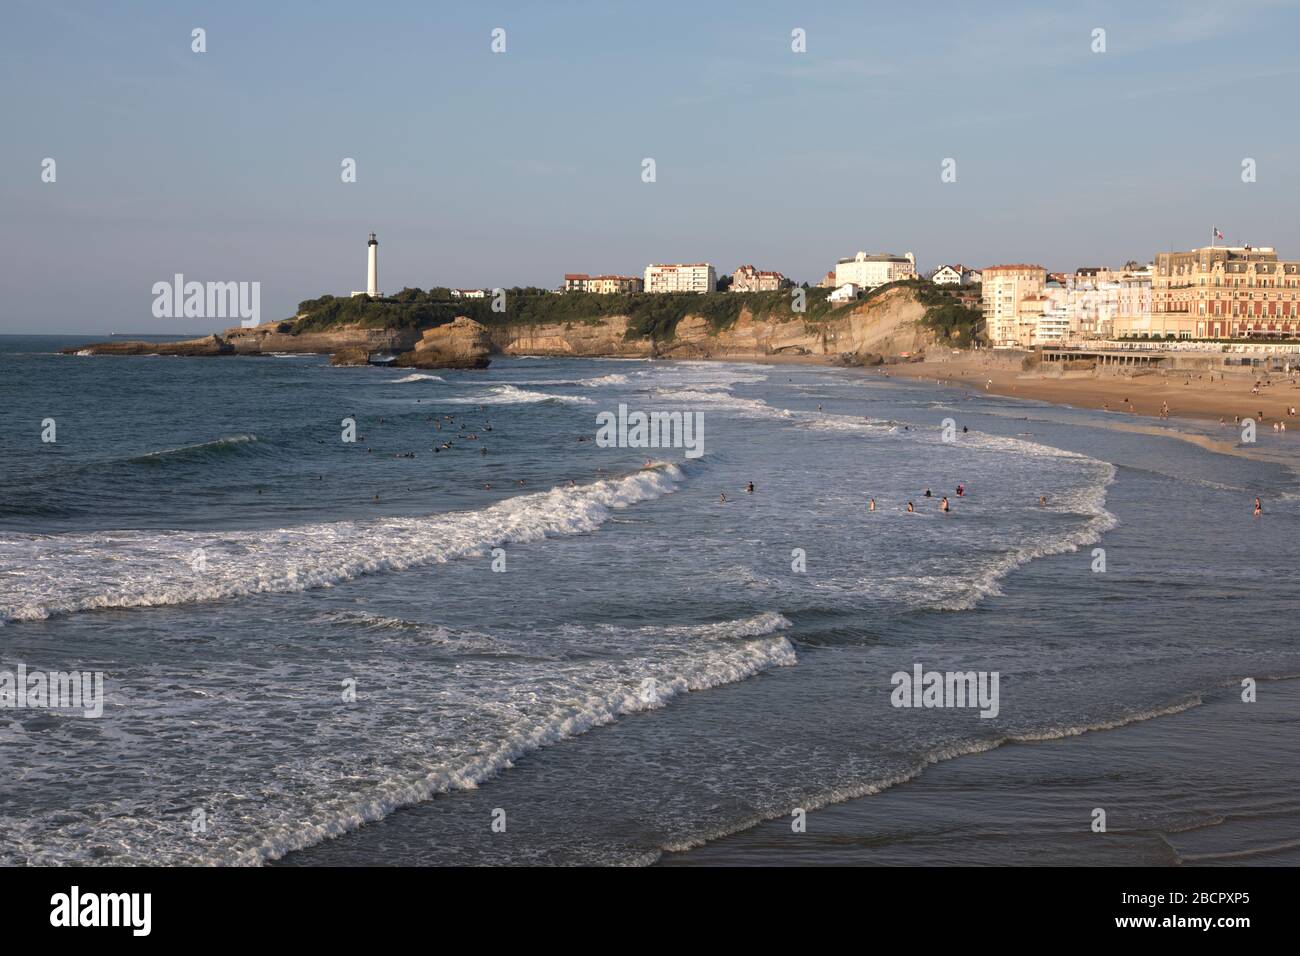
(908, 281, 985, 346)
(290, 286, 863, 342)
(289, 280, 984, 345)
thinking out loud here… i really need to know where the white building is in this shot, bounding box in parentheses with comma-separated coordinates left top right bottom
(449, 289, 487, 299)
(834, 251, 916, 290)
(644, 263, 716, 294)
(931, 264, 980, 286)
(829, 283, 860, 303)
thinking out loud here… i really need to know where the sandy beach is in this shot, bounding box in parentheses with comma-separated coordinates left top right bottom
(886, 349, 1300, 428)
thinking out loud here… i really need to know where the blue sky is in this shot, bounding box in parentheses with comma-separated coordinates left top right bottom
(4, 0, 1300, 333)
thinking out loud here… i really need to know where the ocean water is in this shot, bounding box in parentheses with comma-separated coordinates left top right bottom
(1, 335, 1297, 865)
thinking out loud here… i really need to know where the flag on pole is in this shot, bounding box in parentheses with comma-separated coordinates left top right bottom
(1214, 227, 1225, 241)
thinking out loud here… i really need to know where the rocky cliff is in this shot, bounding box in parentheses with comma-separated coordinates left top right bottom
(393, 317, 492, 369)
(485, 285, 934, 361)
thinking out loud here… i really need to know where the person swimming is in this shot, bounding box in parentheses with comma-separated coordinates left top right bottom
(1039, 495, 1047, 507)
(868, 497, 876, 511)
(924, 489, 932, 498)
(940, 496, 950, 512)
(1254, 496, 1263, 516)
(956, 483, 965, 496)
(906, 501, 914, 513)
(746, 481, 754, 494)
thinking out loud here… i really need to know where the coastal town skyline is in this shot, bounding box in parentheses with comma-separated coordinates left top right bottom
(5, 0, 1300, 333)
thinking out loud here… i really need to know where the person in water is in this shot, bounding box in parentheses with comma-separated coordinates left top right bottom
(940, 496, 950, 512)
(868, 497, 876, 511)
(906, 501, 914, 513)
(720, 492, 727, 503)
(1039, 495, 1047, 507)
(746, 481, 754, 494)
(956, 484, 965, 496)
(1254, 496, 1263, 516)
(924, 489, 932, 498)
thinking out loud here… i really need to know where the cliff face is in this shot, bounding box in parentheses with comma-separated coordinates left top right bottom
(393, 317, 492, 369)
(489, 315, 652, 357)
(223, 324, 420, 355)
(484, 286, 934, 360)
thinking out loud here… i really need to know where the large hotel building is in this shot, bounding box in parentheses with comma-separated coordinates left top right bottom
(1151, 245, 1300, 339)
(643, 263, 716, 294)
(981, 264, 1046, 347)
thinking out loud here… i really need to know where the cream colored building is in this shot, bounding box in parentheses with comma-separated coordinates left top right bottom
(731, 264, 786, 292)
(592, 275, 643, 294)
(834, 251, 916, 290)
(644, 263, 716, 294)
(981, 264, 1046, 347)
(1113, 268, 1154, 337)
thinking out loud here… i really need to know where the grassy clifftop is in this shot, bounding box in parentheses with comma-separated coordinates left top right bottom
(290, 281, 983, 344)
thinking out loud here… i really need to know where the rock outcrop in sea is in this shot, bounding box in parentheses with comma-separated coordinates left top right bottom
(392, 317, 492, 369)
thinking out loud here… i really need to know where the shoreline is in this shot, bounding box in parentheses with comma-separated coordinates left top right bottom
(658, 678, 1300, 866)
(883, 351, 1300, 429)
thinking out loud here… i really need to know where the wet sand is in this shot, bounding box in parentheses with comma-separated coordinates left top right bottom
(659, 680, 1300, 866)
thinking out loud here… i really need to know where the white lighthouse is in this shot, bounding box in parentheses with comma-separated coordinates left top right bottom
(366, 232, 379, 297)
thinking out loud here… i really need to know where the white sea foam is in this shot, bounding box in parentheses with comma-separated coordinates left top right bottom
(389, 373, 444, 384)
(445, 385, 595, 406)
(0, 466, 684, 623)
(0, 611, 795, 865)
(520, 373, 631, 387)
